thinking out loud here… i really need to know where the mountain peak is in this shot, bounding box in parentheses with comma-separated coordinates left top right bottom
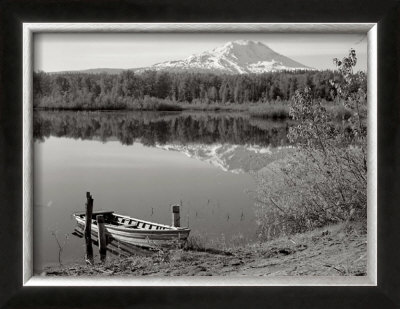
(225, 40, 263, 46)
(147, 40, 314, 74)
(226, 40, 258, 46)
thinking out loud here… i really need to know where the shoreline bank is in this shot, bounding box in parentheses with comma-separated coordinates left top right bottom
(43, 222, 366, 277)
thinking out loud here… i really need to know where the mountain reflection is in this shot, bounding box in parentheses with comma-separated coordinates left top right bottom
(33, 111, 291, 147)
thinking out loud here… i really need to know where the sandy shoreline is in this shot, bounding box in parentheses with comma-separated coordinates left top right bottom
(43, 222, 366, 277)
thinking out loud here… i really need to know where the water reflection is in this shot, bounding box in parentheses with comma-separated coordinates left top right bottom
(34, 111, 291, 147)
(33, 110, 293, 271)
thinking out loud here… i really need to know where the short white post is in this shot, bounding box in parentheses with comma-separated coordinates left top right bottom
(171, 205, 180, 227)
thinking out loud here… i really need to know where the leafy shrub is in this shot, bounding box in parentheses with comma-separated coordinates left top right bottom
(255, 49, 367, 240)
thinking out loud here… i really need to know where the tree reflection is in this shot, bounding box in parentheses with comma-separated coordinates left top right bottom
(33, 111, 291, 147)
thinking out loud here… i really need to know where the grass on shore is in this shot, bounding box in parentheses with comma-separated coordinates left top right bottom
(43, 221, 366, 277)
(248, 102, 289, 119)
(35, 96, 360, 121)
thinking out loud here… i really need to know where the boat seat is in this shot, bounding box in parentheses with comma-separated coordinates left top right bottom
(124, 221, 139, 228)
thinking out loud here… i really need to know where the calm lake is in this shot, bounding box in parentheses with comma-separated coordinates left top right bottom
(33, 110, 292, 272)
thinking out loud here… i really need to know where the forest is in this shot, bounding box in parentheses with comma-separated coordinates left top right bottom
(33, 69, 367, 111)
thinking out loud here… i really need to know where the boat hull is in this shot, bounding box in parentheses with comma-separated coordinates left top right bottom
(74, 214, 190, 249)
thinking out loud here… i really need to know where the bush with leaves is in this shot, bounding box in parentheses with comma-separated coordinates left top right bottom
(255, 49, 367, 240)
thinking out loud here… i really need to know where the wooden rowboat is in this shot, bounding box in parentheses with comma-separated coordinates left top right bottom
(73, 210, 190, 249)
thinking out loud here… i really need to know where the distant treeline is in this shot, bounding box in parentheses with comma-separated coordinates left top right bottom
(33, 70, 367, 110)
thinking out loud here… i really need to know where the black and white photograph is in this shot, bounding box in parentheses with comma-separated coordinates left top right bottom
(32, 28, 370, 279)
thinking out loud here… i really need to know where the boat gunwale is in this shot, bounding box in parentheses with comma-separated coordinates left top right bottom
(73, 213, 190, 233)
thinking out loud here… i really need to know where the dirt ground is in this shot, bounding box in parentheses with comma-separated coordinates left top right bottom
(44, 222, 367, 277)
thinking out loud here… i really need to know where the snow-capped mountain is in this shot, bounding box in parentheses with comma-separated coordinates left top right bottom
(144, 40, 313, 74)
(51, 40, 313, 75)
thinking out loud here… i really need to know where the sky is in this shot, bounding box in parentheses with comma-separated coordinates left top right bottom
(34, 33, 368, 72)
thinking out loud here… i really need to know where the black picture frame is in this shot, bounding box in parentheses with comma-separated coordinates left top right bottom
(1, 0, 399, 308)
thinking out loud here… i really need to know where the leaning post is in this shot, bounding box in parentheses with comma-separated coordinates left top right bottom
(97, 215, 107, 263)
(171, 205, 180, 227)
(84, 192, 94, 265)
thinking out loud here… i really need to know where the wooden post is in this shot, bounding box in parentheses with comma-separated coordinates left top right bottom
(171, 205, 180, 227)
(84, 192, 94, 265)
(97, 215, 107, 263)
